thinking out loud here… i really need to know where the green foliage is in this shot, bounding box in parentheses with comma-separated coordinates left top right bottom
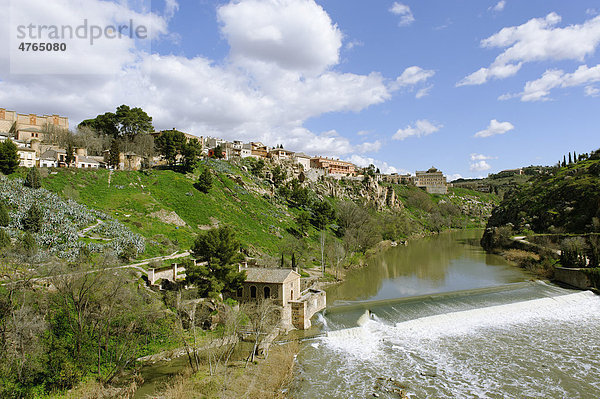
(194, 168, 213, 193)
(212, 144, 226, 159)
(191, 225, 244, 265)
(22, 204, 43, 233)
(155, 129, 186, 166)
(79, 104, 153, 139)
(65, 143, 75, 166)
(108, 139, 120, 168)
(296, 211, 310, 234)
(271, 165, 286, 187)
(248, 158, 265, 176)
(189, 226, 246, 297)
(487, 156, 600, 233)
(311, 199, 335, 230)
(0, 229, 10, 248)
(181, 138, 202, 172)
(21, 231, 36, 254)
(0, 203, 9, 227)
(0, 140, 20, 175)
(24, 167, 41, 189)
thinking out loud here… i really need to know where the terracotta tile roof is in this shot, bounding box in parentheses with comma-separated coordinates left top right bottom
(243, 267, 300, 284)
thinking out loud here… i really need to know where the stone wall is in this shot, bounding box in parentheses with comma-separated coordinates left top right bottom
(553, 267, 592, 289)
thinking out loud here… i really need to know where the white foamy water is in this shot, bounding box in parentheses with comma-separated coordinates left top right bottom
(296, 290, 600, 398)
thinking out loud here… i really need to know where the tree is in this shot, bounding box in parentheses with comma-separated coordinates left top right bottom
(194, 168, 213, 193)
(22, 204, 43, 233)
(311, 199, 335, 230)
(243, 299, 279, 366)
(0, 203, 9, 227)
(0, 229, 10, 249)
(155, 129, 186, 166)
(271, 165, 286, 186)
(24, 167, 41, 189)
(296, 211, 310, 234)
(21, 232, 37, 255)
(65, 143, 75, 166)
(108, 139, 120, 168)
(280, 252, 285, 268)
(181, 138, 202, 172)
(0, 139, 20, 175)
(568, 152, 572, 164)
(188, 226, 246, 297)
(212, 144, 225, 159)
(114, 105, 153, 140)
(291, 252, 296, 270)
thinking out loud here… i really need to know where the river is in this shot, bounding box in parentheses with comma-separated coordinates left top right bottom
(292, 230, 600, 398)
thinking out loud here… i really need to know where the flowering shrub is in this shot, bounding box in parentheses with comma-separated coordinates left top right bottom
(0, 176, 145, 260)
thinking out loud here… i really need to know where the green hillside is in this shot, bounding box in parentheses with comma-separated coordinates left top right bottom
(486, 157, 600, 234)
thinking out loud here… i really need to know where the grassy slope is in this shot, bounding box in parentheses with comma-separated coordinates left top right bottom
(37, 163, 497, 263)
(41, 164, 297, 258)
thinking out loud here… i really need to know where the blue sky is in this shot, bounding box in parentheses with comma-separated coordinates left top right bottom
(2, 0, 600, 179)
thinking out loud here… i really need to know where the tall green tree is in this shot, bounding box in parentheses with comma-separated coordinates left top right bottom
(22, 204, 43, 233)
(24, 167, 41, 189)
(78, 105, 153, 139)
(0, 140, 20, 175)
(65, 143, 75, 166)
(194, 168, 213, 193)
(155, 129, 186, 166)
(0, 203, 9, 227)
(187, 226, 246, 297)
(181, 138, 202, 172)
(108, 139, 120, 168)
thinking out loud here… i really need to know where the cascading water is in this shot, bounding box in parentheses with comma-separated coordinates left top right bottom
(295, 282, 600, 398)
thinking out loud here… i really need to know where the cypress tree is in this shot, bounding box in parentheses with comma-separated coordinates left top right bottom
(22, 204, 43, 233)
(65, 143, 75, 166)
(562, 155, 566, 167)
(291, 252, 296, 270)
(280, 252, 285, 268)
(0, 203, 9, 227)
(24, 167, 41, 189)
(109, 139, 120, 168)
(568, 152, 572, 164)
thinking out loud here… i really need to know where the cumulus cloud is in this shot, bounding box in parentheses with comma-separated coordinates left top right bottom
(355, 140, 382, 153)
(470, 153, 496, 161)
(389, 2, 415, 26)
(457, 13, 600, 86)
(0, 0, 398, 159)
(164, 0, 179, 20)
(393, 119, 442, 140)
(447, 173, 464, 182)
(218, 0, 342, 74)
(474, 119, 514, 138)
(394, 66, 435, 87)
(585, 85, 600, 96)
(347, 154, 407, 174)
(470, 160, 492, 172)
(516, 64, 600, 101)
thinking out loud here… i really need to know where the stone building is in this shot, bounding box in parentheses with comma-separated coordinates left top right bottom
(293, 153, 312, 170)
(0, 108, 68, 142)
(413, 166, 448, 194)
(310, 157, 356, 175)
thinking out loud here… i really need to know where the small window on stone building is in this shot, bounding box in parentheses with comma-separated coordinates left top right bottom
(237, 287, 243, 297)
(264, 286, 270, 299)
(250, 286, 257, 298)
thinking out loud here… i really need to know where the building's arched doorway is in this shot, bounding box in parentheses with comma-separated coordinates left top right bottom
(264, 286, 271, 299)
(250, 286, 257, 298)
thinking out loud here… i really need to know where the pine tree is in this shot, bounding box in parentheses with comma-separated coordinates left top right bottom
(24, 167, 41, 189)
(0, 139, 20, 175)
(194, 168, 213, 193)
(22, 204, 43, 233)
(0, 203, 9, 227)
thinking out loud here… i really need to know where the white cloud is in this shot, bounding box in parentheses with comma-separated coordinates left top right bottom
(587, 8, 598, 16)
(218, 0, 342, 75)
(357, 130, 371, 136)
(517, 64, 600, 101)
(0, 0, 396, 159)
(470, 160, 492, 172)
(474, 119, 514, 138)
(458, 13, 600, 86)
(415, 85, 433, 99)
(355, 140, 382, 153)
(470, 153, 496, 161)
(345, 40, 363, 50)
(393, 119, 442, 140)
(164, 0, 179, 20)
(395, 66, 435, 87)
(347, 154, 407, 174)
(491, 1, 506, 12)
(585, 85, 600, 96)
(389, 2, 415, 27)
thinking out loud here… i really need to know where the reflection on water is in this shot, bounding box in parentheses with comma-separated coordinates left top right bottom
(327, 229, 529, 304)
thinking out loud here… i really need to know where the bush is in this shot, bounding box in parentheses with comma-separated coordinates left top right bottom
(22, 204, 43, 233)
(0, 203, 8, 227)
(194, 168, 213, 193)
(0, 229, 10, 248)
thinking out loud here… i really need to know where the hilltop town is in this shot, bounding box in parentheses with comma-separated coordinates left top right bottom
(0, 106, 450, 194)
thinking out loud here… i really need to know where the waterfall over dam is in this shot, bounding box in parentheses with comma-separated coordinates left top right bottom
(295, 281, 600, 398)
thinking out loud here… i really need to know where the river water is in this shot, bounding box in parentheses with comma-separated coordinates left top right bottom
(293, 230, 600, 398)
